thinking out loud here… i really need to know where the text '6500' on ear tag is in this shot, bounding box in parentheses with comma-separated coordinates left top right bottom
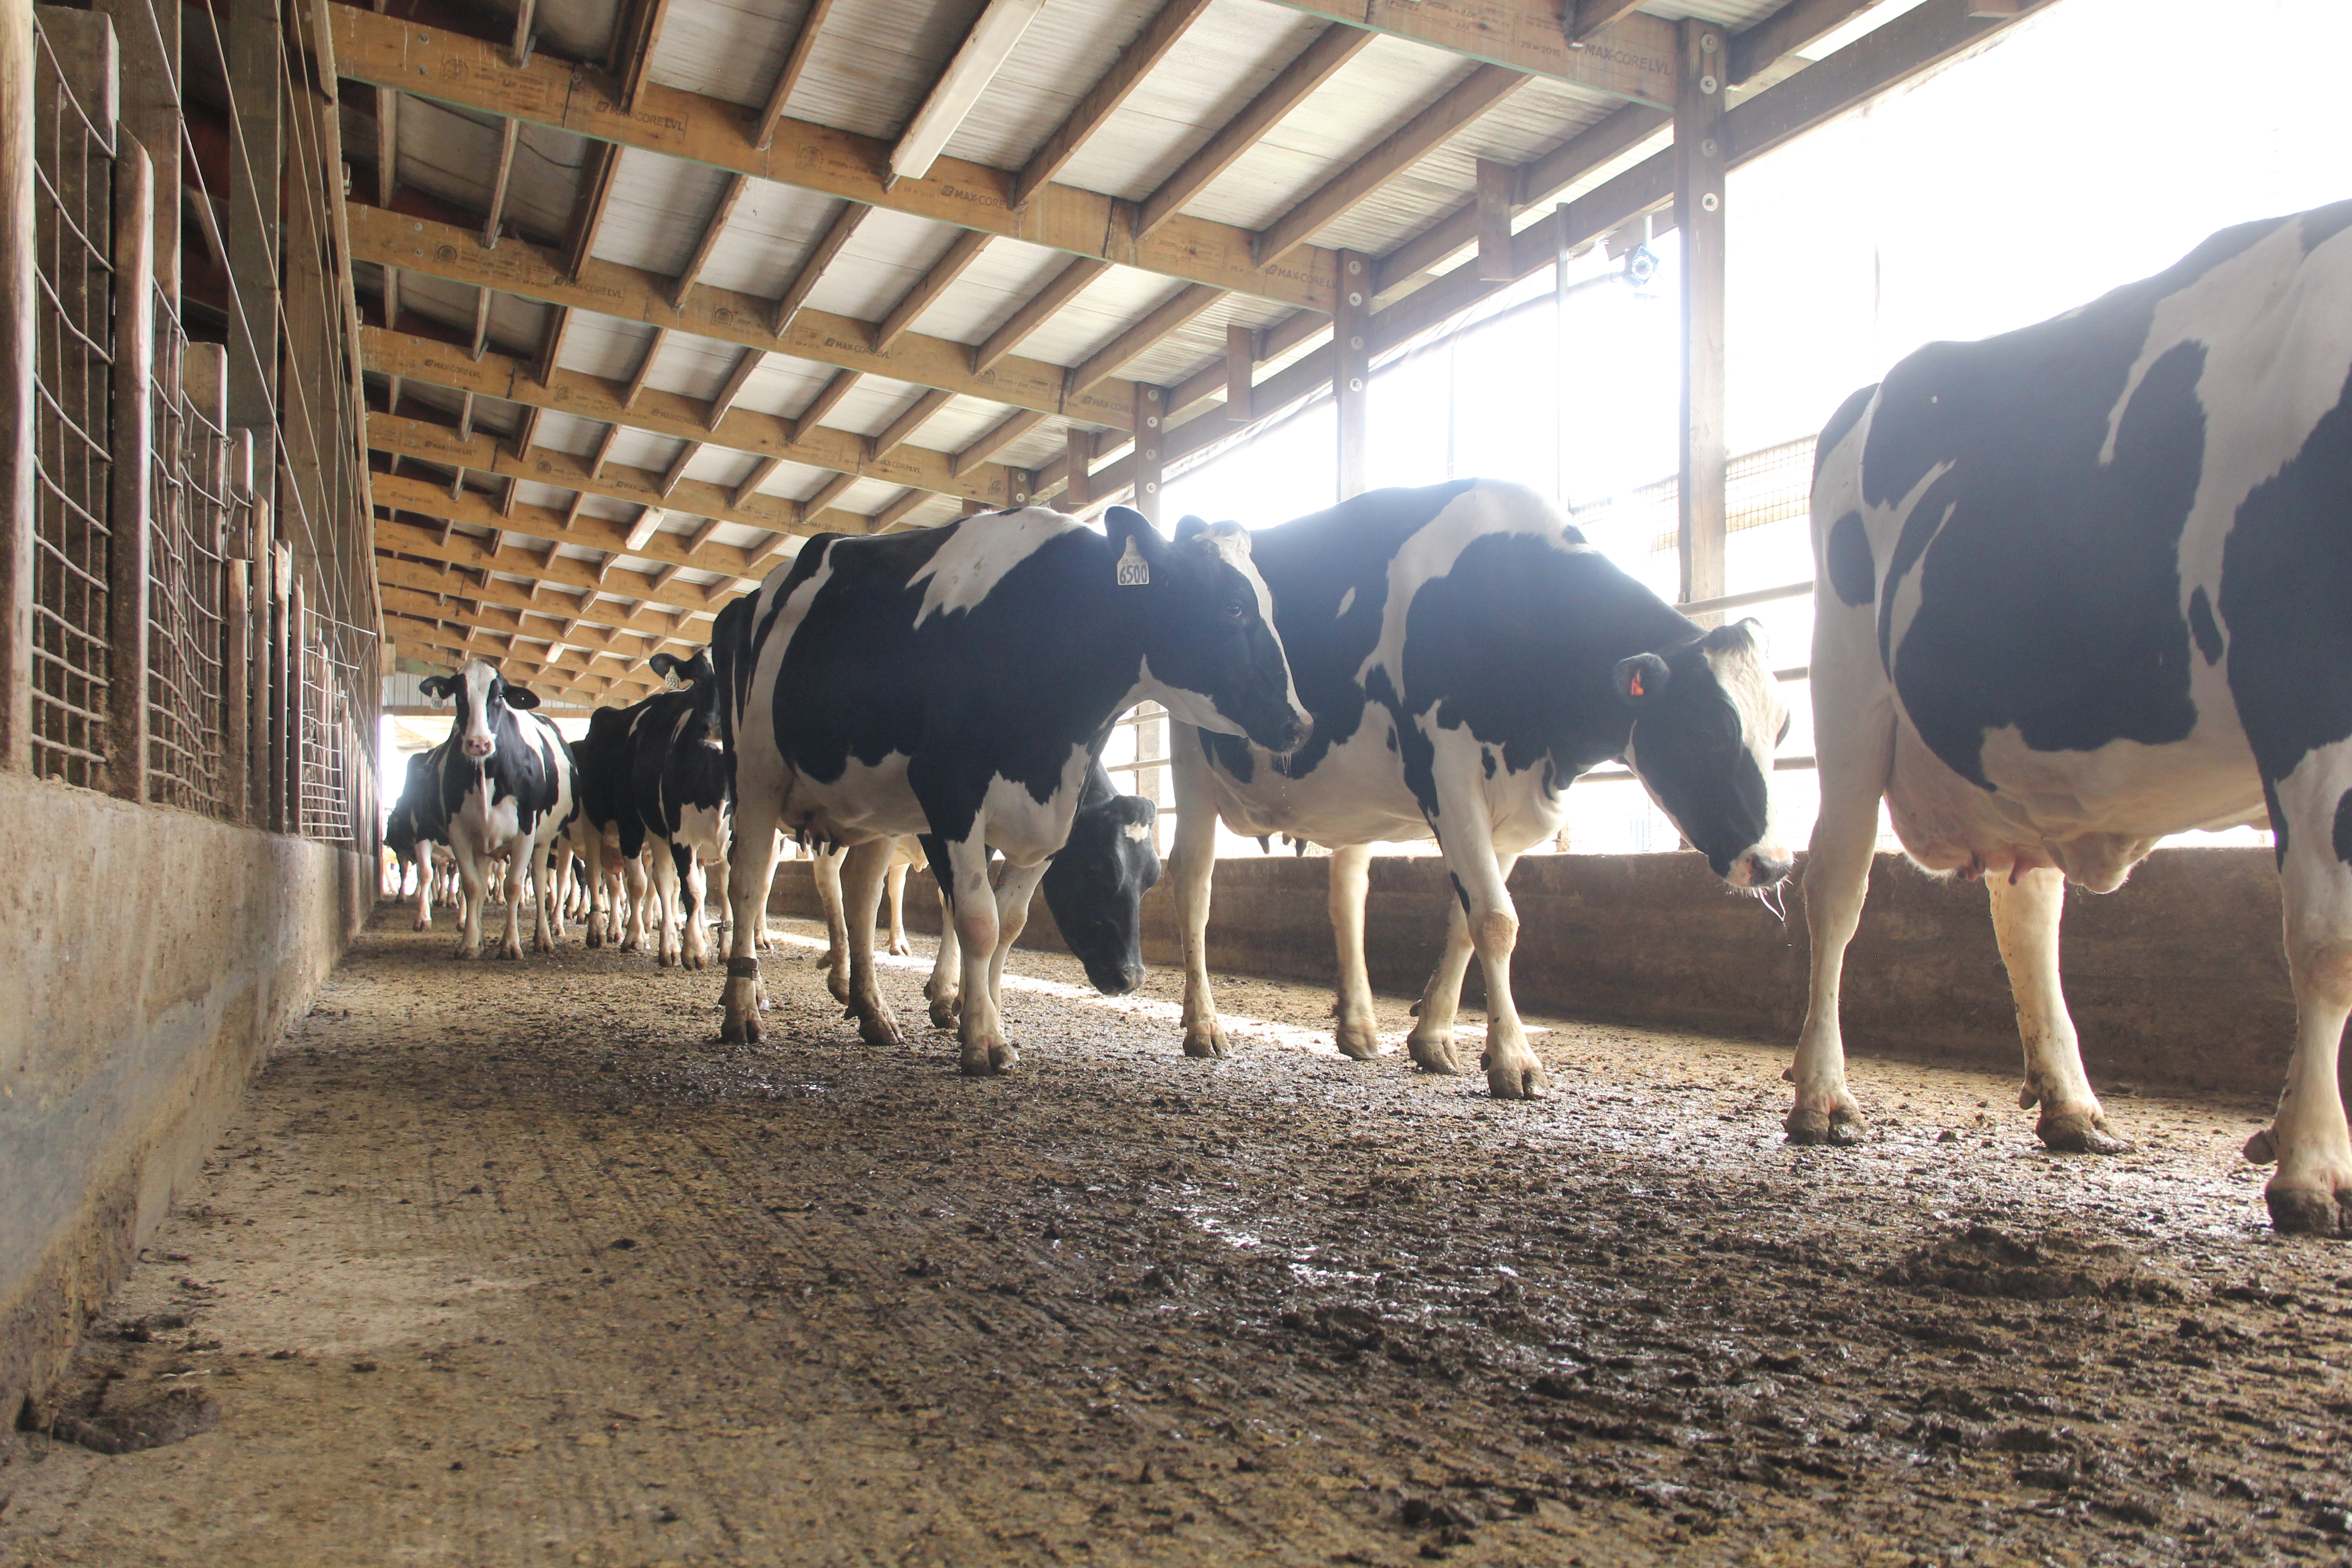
(1117, 535, 1150, 586)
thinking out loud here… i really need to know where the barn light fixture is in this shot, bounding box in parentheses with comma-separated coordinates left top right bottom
(887, 0, 1049, 186)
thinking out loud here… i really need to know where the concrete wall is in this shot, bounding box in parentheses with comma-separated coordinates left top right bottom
(769, 845, 2297, 1098)
(0, 775, 366, 1426)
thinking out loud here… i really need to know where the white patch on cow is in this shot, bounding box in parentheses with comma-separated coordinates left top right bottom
(458, 660, 498, 757)
(909, 506, 1080, 627)
(1122, 821, 1152, 842)
(1357, 481, 1570, 696)
(1335, 585, 1355, 618)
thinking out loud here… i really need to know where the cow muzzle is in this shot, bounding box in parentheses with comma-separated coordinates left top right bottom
(1729, 847, 1793, 889)
(463, 736, 495, 760)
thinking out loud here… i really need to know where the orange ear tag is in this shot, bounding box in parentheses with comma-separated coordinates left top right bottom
(1628, 670, 1644, 698)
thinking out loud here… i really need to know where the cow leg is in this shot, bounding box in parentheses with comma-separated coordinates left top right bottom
(937, 833, 1020, 1074)
(1328, 844, 1384, 1059)
(1168, 727, 1231, 1059)
(495, 842, 528, 960)
(678, 844, 711, 970)
(982, 859, 1053, 1029)
(414, 845, 436, 931)
(1424, 766, 1541, 1098)
(927, 886, 961, 1029)
(648, 840, 684, 967)
(886, 858, 912, 956)
(839, 838, 905, 1048)
(619, 854, 650, 954)
(1403, 897, 1478, 1075)
(2247, 753, 2352, 1233)
(722, 796, 786, 1043)
(449, 841, 487, 959)
(705, 846, 731, 954)
(813, 846, 852, 1003)
(579, 835, 607, 949)
(532, 844, 559, 954)
(1987, 867, 2131, 1154)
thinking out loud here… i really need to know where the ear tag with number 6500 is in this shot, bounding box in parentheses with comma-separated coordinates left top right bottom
(1116, 535, 1150, 587)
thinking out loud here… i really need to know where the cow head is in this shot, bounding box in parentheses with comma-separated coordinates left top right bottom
(1114, 507, 1310, 755)
(1615, 619, 1793, 889)
(419, 659, 538, 762)
(1041, 790, 1161, 995)
(648, 650, 724, 751)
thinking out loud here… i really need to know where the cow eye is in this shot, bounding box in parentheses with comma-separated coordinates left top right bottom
(1223, 601, 1247, 621)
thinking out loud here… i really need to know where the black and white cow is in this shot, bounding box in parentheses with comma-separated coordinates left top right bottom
(1169, 479, 1792, 1099)
(385, 748, 448, 929)
(564, 702, 648, 952)
(713, 503, 1307, 1073)
(1790, 201, 2352, 1233)
(617, 650, 735, 968)
(418, 660, 581, 960)
(812, 761, 1164, 1015)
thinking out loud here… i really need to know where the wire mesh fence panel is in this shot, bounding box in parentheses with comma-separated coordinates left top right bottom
(27, 18, 115, 787)
(298, 605, 358, 842)
(144, 298, 231, 814)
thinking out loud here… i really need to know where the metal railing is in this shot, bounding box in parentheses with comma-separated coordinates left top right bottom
(144, 295, 238, 814)
(27, 19, 116, 787)
(298, 603, 363, 843)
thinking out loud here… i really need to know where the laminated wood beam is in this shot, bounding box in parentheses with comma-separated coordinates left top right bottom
(771, 201, 866, 337)
(1253, 64, 1529, 268)
(559, 142, 620, 279)
(382, 587, 686, 664)
(872, 488, 930, 532)
(346, 206, 1139, 430)
(750, 0, 836, 150)
(873, 230, 989, 353)
(792, 368, 864, 441)
(970, 256, 1110, 374)
(1568, 0, 1648, 44)
(1067, 284, 1220, 397)
(364, 325, 1016, 506)
(672, 172, 749, 304)
(482, 118, 519, 247)
(953, 407, 1045, 475)
(326, 4, 1343, 313)
(1009, 0, 1214, 208)
(872, 390, 954, 461)
(1255, 0, 1678, 108)
(1135, 24, 1371, 240)
(377, 514, 748, 618)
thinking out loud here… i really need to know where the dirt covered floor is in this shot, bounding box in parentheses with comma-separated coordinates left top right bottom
(5, 903, 2352, 1568)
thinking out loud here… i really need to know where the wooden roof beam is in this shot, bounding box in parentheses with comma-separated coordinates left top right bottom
(1257, 0, 1676, 108)
(890, 0, 1049, 185)
(672, 172, 750, 306)
(750, 0, 837, 151)
(871, 389, 954, 461)
(792, 368, 862, 441)
(609, 0, 672, 113)
(1067, 284, 1221, 397)
(1567, 0, 1646, 44)
(873, 230, 989, 354)
(379, 514, 738, 622)
(1009, 0, 1214, 208)
(327, 4, 1343, 313)
(482, 118, 519, 248)
(1253, 64, 1530, 268)
(971, 256, 1110, 374)
(872, 488, 930, 532)
(1135, 24, 1372, 240)
(348, 203, 1140, 429)
(772, 202, 868, 338)
(382, 588, 686, 663)
(559, 142, 621, 280)
(952, 408, 1045, 476)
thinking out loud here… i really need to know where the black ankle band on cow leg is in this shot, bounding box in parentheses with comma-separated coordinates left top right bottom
(726, 958, 761, 978)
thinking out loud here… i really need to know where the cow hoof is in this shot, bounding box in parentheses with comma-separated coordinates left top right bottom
(929, 997, 960, 1030)
(1785, 1103, 1866, 1146)
(2037, 1108, 2134, 1155)
(2265, 1181, 2351, 1236)
(412, 918, 430, 932)
(825, 971, 851, 1005)
(1487, 1058, 1549, 1100)
(1406, 1036, 1465, 1075)
(960, 1043, 1019, 1076)
(1182, 1022, 1230, 1060)
(1334, 1022, 1385, 1060)
(856, 1012, 904, 1049)
(888, 938, 911, 957)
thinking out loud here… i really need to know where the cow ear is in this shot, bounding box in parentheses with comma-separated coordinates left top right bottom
(1103, 505, 1168, 582)
(418, 675, 454, 700)
(1117, 794, 1158, 827)
(504, 681, 541, 710)
(1614, 652, 1672, 704)
(1700, 617, 1768, 660)
(647, 652, 680, 681)
(1173, 514, 1209, 545)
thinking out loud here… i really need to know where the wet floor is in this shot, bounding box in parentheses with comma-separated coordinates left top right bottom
(3, 902, 2348, 1567)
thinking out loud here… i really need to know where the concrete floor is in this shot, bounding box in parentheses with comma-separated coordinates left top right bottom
(2, 903, 2349, 1567)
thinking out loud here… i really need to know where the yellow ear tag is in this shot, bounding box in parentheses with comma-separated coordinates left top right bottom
(1116, 535, 1150, 587)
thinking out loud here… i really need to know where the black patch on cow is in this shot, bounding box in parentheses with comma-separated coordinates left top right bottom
(1450, 872, 1469, 916)
(751, 511, 1297, 851)
(1825, 510, 1875, 607)
(2187, 585, 2224, 665)
(1244, 479, 1480, 778)
(2301, 197, 2352, 255)
(1200, 727, 1253, 782)
(1816, 383, 1879, 480)
(2333, 787, 2352, 868)
(1480, 746, 1496, 779)
(2220, 358, 2352, 808)
(1867, 299, 2212, 787)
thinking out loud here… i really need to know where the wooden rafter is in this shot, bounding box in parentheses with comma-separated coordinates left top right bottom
(873, 230, 989, 354)
(971, 257, 1109, 374)
(791, 369, 862, 441)
(1068, 285, 1221, 396)
(952, 408, 1044, 475)
(872, 488, 930, 532)
(750, 0, 838, 151)
(672, 172, 750, 305)
(871, 389, 954, 461)
(609, 0, 672, 112)
(1257, 0, 1677, 107)
(327, 5, 1343, 314)
(771, 202, 868, 337)
(1135, 23, 1372, 240)
(559, 142, 622, 280)
(378, 514, 749, 619)
(1009, 0, 1215, 208)
(483, 118, 520, 247)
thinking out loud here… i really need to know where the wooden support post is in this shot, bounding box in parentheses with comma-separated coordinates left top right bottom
(1063, 428, 1092, 510)
(97, 0, 178, 301)
(1223, 324, 1254, 425)
(226, 0, 280, 439)
(285, 572, 304, 834)
(1674, 16, 1728, 612)
(1130, 383, 1165, 525)
(105, 137, 157, 801)
(1333, 249, 1371, 500)
(0, 0, 34, 770)
(1475, 158, 1514, 282)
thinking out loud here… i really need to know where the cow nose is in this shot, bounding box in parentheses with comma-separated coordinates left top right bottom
(1119, 962, 1146, 994)
(1743, 849, 1793, 888)
(464, 738, 494, 759)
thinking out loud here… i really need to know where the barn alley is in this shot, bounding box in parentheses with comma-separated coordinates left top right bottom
(6, 910, 2348, 1568)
